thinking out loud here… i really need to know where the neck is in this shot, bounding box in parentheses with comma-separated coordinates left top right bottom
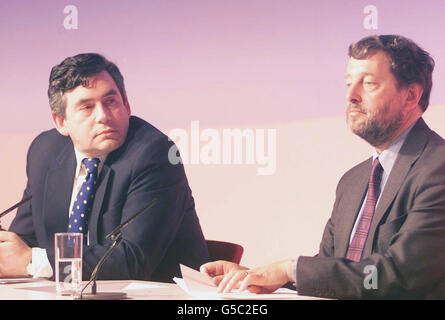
(374, 115, 421, 154)
(74, 147, 108, 164)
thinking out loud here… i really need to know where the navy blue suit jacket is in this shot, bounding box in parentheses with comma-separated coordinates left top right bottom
(10, 116, 210, 282)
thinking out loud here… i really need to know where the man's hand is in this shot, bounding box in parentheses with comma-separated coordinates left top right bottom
(237, 259, 295, 294)
(200, 259, 294, 294)
(200, 260, 248, 289)
(0, 231, 32, 277)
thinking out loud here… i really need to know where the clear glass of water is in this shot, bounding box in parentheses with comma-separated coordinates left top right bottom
(54, 233, 83, 297)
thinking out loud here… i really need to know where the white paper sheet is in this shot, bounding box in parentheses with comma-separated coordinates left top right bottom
(122, 282, 165, 290)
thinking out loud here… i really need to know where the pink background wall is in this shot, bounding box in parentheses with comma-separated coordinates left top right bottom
(1, 0, 445, 268)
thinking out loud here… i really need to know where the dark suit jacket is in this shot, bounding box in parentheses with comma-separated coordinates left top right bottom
(297, 118, 445, 299)
(9, 116, 210, 282)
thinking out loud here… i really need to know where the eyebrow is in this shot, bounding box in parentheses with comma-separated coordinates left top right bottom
(103, 89, 119, 98)
(74, 89, 119, 107)
(345, 72, 376, 78)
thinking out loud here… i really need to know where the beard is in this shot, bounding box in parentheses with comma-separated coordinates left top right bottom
(346, 101, 404, 148)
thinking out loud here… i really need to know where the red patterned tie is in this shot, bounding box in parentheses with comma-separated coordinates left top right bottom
(346, 158, 384, 262)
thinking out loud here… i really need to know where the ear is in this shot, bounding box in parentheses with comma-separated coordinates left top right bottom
(405, 83, 423, 110)
(51, 113, 69, 136)
(124, 100, 132, 116)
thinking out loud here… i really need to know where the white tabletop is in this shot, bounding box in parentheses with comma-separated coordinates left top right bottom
(0, 279, 322, 300)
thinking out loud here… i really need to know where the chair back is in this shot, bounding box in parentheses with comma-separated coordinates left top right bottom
(206, 240, 244, 264)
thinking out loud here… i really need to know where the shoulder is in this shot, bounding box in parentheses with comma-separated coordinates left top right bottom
(110, 116, 187, 185)
(403, 117, 445, 161)
(422, 129, 445, 157)
(125, 116, 173, 151)
(336, 158, 371, 190)
(405, 119, 445, 172)
(112, 116, 180, 168)
(409, 127, 445, 183)
(27, 128, 71, 160)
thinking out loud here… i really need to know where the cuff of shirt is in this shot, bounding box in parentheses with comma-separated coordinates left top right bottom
(29, 247, 53, 278)
(292, 257, 299, 287)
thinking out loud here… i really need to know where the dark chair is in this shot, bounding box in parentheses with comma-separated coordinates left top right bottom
(206, 240, 244, 264)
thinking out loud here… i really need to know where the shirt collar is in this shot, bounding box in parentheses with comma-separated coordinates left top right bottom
(73, 148, 108, 176)
(372, 121, 417, 175)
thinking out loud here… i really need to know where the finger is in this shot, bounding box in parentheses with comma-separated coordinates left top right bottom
(217, 270, 236, 293)
(199, 264, 211, 275)
(221, 271, 249, 294)
(200, 262, 219, 277)
(223, 271, 248, 294)
(239, 273, 272, 294)
(200, 262, 216, 274)
(239, 274, 252, 292)
(239, 272, 268, 292)
(212, 275, 225, 286)
(0, 231, 12, 242)
(200, 261, 230, 277)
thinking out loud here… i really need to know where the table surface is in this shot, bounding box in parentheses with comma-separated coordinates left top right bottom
(0, 278, 323, 300)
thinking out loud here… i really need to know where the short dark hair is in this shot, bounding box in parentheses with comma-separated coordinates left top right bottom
(48, 53, 127, 117)
(348, 35, 435, 112)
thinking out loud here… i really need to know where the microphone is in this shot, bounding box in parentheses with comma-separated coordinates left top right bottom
(78, 198, 158, 300)
(0, 196, 32, 230)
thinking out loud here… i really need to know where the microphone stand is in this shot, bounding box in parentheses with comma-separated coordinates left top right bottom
(0, 196, 32, 230)
(78, 198, 158, 300)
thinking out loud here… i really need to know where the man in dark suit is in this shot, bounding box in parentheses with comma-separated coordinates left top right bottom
(0, 53, 210, 282)
(200, 35, 445, 299)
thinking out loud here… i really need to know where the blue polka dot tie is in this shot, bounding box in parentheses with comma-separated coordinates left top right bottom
(68, 158, 100, 243)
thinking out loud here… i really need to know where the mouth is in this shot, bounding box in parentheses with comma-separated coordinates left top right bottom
(95, 129, 118, 137)
(347, 103, 366, 114)
(347, 108, 366, 115)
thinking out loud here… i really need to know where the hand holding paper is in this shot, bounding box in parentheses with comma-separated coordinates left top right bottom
(200, 259, 294, 294)
(174, 264, 300, 300)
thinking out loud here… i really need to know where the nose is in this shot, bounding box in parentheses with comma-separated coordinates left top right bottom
(346, 82, 362, 105)
(95, 103, 111, 123)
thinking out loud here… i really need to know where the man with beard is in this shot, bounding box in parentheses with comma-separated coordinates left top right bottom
(200, 35, 445, 299)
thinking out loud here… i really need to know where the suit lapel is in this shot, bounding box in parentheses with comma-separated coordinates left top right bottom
(363, 118, 429, 257)
(336, 160, 371, 256)
(43, 141, 76, 239)
(88, 163, 112, 244)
